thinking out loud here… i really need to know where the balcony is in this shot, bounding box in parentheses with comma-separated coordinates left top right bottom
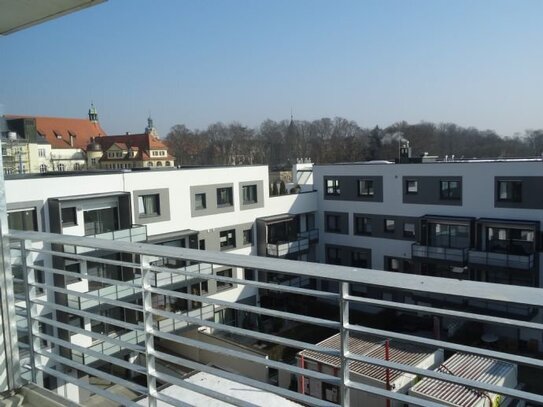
(86, 224, 147, 242)
(297, 228, 319, 242)
(267, 238, 309, 257)
(468, 250, 535, 270)
(412, 243, 469, 264)
(6, 230, 543, 407)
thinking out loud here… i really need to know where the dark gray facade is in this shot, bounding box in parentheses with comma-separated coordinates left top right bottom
(494, 176, 543, 209)
(402, 176, 462, 206)
(324, 211, 349, 235)
(323, 176, 383, 202)
(353, 213, 419, 241)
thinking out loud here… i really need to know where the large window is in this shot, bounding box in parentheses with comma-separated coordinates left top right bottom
(216, 268, 234, 291)
(138, 194, 160, 216)
(61, 207, 77, 226)
(358, 179, 374, 197)
(217, 187, 233, 207)
(325, 179, 340, 196)
(429, 223, 469, 248)
(8, 209, 38, 231)
(487, 227, 534, 255)
(354, 216, 372, 235)
(84, 207, 119, 235)
(195, 193, 206, 210)
(497, 180, 522, 202)
(242, 185, 257, 204)
(406, 179, 418, 194)
(384, 219, 395, 233)
(219, 229, 236, 250)
(326, 214, 341, 233)
(440, 180, 461, 200)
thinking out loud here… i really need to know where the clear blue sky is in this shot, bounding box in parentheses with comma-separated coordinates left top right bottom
(1, 0, 542, 137)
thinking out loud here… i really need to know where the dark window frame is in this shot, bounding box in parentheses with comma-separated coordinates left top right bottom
(384, 219, 395, 233)
(195, 193, 207, 210)
(325, 179, 340, 196)
(243, 229, 253, 245)
(219, 229, 236, 250)
(354, 216, 372, 235)
(440, 180, 461, 200)
(242, 184, 258, 205)
(326, 214, 341, 233)
(217, 187, 234, 207)
(138, 194, 160, 217)
(357, 179, 374, 197)
(497, 180, 522, 202)
(405, 179, 418, 194)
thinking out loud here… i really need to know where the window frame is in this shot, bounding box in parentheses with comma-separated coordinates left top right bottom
(219, 229, 236, 250)
(242, 184, 258, 205)
(195, 193, 207, 210)
(326, 214, 341, 233)
(440, 180, 461, 200)
(138, 194, 160, 217)
(357, 179, 375, 197)
(405, 179, 418, 194)
(403, 222, 416, 238)
(217, 187, 234, 207)
(354, 216, 372, 235)
(7, 208, 38, 231)
(243, 228, 253, 245)
(61, 207, 77, 227)
(497, 180, 522, 202)
(325, 179, 340, 196)
(384, 219, 395, 233)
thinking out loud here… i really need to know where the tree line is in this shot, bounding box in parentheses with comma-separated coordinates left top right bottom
(165, 118, 543, 166)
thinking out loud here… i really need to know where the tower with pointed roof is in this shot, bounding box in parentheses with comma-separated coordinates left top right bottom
(145, 115, 158, 137)
(88, 103, 98, 123)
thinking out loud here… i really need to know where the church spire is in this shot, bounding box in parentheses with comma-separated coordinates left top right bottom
(145, 114, 158, 137)
(88, 103, 98, 123)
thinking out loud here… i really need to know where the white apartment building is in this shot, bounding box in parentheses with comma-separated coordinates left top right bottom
(314, 157, 543, 351)
(5, 165, 318, 402)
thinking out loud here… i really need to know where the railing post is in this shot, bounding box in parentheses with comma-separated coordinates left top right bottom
(141, 255, 157, 407)
(340, 281, 350, 406)
(21, 239, 39, 384)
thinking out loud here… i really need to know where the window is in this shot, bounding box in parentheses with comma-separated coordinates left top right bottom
(148, 162, 153, 167)
(217, 187, 233, 207)
(65, 260, 81, 285)
(156, 161, 162, 167)
(84, 207, 119, 235)
(242, 184, 257, 204)
(243, 229, 253, 245)
(74, 163, 81, 171)
(195, 193, 206, 210)
(244, 268, 255, 281)
(326, 214, 341, 233)
(440, 180, 461, 200)
(354, 216, 372, 235)
(38, 148, 46, 157)
(8, 209, 38, 231)
(165, 161, 171, 166)
(497, 180, 522, 202)
(138, 194, 160, 216)
(216, 268, 234, 291)
(384, 219, 395, 233)
(403, 222, 416, 238)
(219, 229, 236, 250)
(61, 207, 77, 226)
(325, 179, 340, 195)
(351, 251, 369, 268)
(406, 179, 418, 194)
(326, 247, 342, 265)
(429, 223, 469, 249)
(39, 164, 47, 173)
(91, 158, 97, 165)
(199, 239, 206, 250)
(58, 163, 65, 171)
(358, 179, 374, 197)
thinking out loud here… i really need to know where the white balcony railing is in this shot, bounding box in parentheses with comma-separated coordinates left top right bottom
(8, 230, 543, 407)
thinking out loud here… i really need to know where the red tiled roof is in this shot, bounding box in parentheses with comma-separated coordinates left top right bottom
(96, 133, 171, 161)
(6, 115, 107, 149)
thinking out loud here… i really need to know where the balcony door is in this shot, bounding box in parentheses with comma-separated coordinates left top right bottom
(84, 207, 119, 235)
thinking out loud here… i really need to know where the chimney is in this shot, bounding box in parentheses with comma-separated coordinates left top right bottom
(399, 139, 411, 163)
(70, 134, 75, 147)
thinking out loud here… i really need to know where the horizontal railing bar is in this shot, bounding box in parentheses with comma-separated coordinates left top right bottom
(346, 323, 543, 369)
(347, 379, 444, 407)
(37, 365, 140, 407)
(151, 309, 340, 355)
(151, 328, 340, 384)
(346, 351, 543, 405)
(32, 282, 144, 312)
(31, 263, 142, 289)
(11, 230, 543, 307)
(33, 315, 145, 353)
(149, 286, 340, 329)
(32, 298, 144, 333)
(345, 293, 543, 331)
(152, 369, 261, 407)
(151, 349, 337, 407)
(34, 348, 148, 395)
(24, 246, 140, 270)
(35, 332, 147, 375)
(145, 263, 339, 299)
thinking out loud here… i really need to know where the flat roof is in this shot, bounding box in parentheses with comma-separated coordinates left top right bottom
(299, 333, 438, 384)
(410, 353, 516, 406)
(137, 371, 301, 406)
(315, 157, 543, 166)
